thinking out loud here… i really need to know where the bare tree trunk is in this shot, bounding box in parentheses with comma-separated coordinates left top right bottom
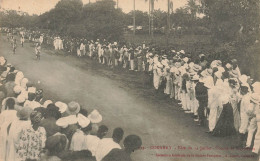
(117, 0, 119, 9)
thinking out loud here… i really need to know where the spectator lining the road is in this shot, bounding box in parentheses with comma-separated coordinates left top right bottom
(1, 28, 260, 160)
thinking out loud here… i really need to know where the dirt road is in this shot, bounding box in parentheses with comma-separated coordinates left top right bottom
(0, 35, 257, 161)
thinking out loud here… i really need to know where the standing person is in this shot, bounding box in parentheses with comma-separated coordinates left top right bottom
(16, 111, 46, 161)
(195, 77, 209, 126)
(35, 43, 41, 60)
(0, 98, 18, 161)
(129, 48, 135, 71)
(102, 135, 142, 161)
(20, 36, 25, 47)
(6, 107, 31, 161)
(238, 86, 251, 147)
(95, 128, 124, 161)
(12, 39, 17, 54)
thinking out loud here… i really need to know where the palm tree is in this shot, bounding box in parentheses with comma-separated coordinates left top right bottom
(186, 0, 200, 20)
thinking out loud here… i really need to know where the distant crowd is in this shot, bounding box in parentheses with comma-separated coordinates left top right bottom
(0, 30, 143, 161)
(1, 27, 260, 161)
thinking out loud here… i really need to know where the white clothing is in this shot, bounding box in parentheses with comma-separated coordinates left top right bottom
(85, 135, 100, 156)
(239, 94, 251, 134)
(70, 129, 88, 151)
(0, 110, 18, 161)
(95, 138, 121, 161)
(6, 119, 31, 161)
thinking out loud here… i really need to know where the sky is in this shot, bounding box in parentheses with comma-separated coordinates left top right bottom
(0, 0, 188, 15)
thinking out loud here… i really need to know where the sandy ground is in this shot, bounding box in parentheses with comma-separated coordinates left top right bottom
(0, 35, 257, 161)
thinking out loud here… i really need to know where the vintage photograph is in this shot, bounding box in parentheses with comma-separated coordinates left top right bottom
(0, 0, 259, 161)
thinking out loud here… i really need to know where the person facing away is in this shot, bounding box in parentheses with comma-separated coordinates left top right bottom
(95, 128, 124, 161)
(102, 135, 142, 161)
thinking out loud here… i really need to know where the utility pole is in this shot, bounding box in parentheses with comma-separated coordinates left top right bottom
(167, 0, 170, 47)
(133, 0, 136, 36)
(149, 0, 151, 35)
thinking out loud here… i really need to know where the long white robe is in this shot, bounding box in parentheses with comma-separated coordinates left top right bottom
(6, 119, 30, 161)
(0, 110, 18, 161)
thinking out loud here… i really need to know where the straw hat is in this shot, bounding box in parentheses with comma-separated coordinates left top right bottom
(28, 87, 36, 93)
(192, 75, 200, 81)
(55, 101, 68, 113)
(77, 114, 91, 128)
(17, 107, 32, 120)
(251, 93, 260, 104)
(43, 100, 53, 108)
(66, 101, 80, 115)
(239, 75, 248, 84)
(192, 64, 201, 72)
(88, 109, 102, 123)
(13, 85, 22, 94)
(17, 95, 26, 104)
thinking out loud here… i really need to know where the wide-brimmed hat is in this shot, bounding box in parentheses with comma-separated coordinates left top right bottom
(17, 95, 26, 104)
(199, 54, 205, 58)
(192, 64, 201, 72)
(179, 50, 185, 54)
(239, 75, 248, 84)
(17, 107, 31, 120)
(66, 101, 80, 115)
(251, 93, 260, 104)
(88, 109, 102, 123)
(162, 55, 167, 59)
(43, 100, 53, 108)
(252, 82, 260, 94)
(214, 71, 222, 79)
(78, 113, 91, 128)
(13, 85, 22, 94)
(217, 66, 225, 73)
(55, 101, 68, 113)
(192, 75, 200, 81)
(183, 57, 189, 63)
(225, 63, 232, 69)
(28, 87, 36, 93)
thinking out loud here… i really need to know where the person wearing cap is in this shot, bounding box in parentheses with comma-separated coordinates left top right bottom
(88, 109, 103, 135)
(0, 98, 18, 161)
(95, 128, 124, 161)
(6, 107, 31, 161)
(64, 101, 81, 116)
(16, 111, 46, 161)
(199, 54, 207, 70)
(102, 134, 142, 161)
